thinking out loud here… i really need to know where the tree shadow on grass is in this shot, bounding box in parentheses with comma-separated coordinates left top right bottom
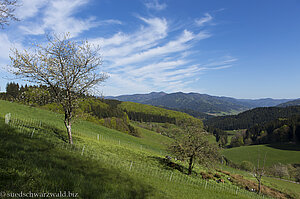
(0, 120, 154, 199)
(266, 143, 300, 151)
(150, 156, 188, 173)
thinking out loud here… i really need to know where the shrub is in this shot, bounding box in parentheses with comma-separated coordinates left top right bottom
(270, 163, 289, 179)
(200, 172, 214, 180)
(240, 161, 255, 172)
(214, 173, 222, 178)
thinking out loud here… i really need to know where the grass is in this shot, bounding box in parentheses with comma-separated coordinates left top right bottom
(222, 144, 300, 167)
(262, 176, 300, 199)
(0, 100, 275, 198)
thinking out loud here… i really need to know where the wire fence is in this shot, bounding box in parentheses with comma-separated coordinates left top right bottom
(5, 114, 273, 199)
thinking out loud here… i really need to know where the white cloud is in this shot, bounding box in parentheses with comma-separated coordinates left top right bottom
(17, 0, 121, 37)
(145, 0, 166, 11)
(87, 15, 235, 96)
(0, 33, 23, 72)
(92, 17, 168, 60)
(16, 0, 47, 19)
(195, 13, 213, 26)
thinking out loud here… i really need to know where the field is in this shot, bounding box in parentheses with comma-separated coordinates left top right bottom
(222, 144, 300, 167)
(0, 100, 273, 199)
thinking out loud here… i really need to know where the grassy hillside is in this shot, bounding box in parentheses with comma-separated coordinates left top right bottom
(118, 101, 203, 127)
(0, 100, 267, 199)
(222, 144, 300, 167)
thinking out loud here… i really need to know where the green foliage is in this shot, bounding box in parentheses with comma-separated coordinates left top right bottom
(205, 106, 300, 130)
(230, 133, 244, 147)
(270, 163, 289, 179)
(42, 103, 64, 114)
(119, 101, 203, 128)
(240, 161, 255, 172)
(169, 126, 219, 175)
(18, 87, 51, 106)
(6, 82, 19, 99)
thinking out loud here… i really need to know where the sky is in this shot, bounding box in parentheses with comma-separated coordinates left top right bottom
(0, 0, 300, 99)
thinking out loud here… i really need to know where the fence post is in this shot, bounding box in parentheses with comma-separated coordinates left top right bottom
(81, 145, 85, 156)
(129, 161, 133, 171)
(97, 134, 99, 140)
(5, 113, 11, 124)
(119, 140, 120, 145)
(205, 181, 207, 189)
(169, 173, 173, 181)
(31, 129, 35, 138)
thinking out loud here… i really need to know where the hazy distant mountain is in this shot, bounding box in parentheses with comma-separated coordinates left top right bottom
(143, 92, 248, 115)
(235, 98, 292, 108)
(106, 92, 295, 116)
(107, 92, 167, 103)
(277, 99, 300, 107)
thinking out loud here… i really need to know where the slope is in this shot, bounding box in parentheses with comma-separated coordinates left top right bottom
(277, 99, 300, 107)
(109, 92, 295, 117)
(205, 106, 300, 130)
(0, 100, 265, 199)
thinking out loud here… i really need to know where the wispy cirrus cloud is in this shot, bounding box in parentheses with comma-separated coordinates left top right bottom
(144, 0, 166, 11)
(17, 0, 121, 37)
(195, 13, 213, 26)
(89, 15, 236, 95)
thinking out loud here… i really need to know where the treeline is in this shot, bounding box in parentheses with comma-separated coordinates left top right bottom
(125, 111, 176, 124)
(245, 116, 300, 144)
(228, 116, 300, 147)
(205, 106, 300, 130)
(1, 82, 204, 137)
(1, 82, 141, 136)
(205, 126, 228, 147)
(118, 101, 203, 128)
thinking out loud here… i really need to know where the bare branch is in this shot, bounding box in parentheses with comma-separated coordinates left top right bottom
(0, 0, 19, 28)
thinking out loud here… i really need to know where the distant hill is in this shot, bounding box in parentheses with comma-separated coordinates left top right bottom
(142, 92, 248, 115)
(277, 99, 300, 107)
(107, 92, 294, 117)
(235, 98, 292, 108)
(107, 92, 167, 103)
(205, 105, 300, 130)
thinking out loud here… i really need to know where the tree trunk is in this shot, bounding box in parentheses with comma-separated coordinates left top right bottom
(258, 176, 262, 194)
(188, 156, 194, 175)
(65, 117, 73, 144)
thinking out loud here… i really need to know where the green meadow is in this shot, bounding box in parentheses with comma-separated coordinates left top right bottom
(222, 144, 300, 167)
(0, 100, 270, 199)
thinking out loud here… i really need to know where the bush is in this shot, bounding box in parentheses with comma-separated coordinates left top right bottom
(200, 172, 214, 180)
(240, 161, 255, 172)
(270, 163, 289, 179)
(214, 173, 222, 178)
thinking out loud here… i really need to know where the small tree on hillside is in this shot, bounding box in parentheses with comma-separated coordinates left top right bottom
(10, 33, 108, 144)
(169, 126, 219, 175)
(271, 163, 289, 179)
(0, 0, 19, 28)
(252, 152, 267, 195)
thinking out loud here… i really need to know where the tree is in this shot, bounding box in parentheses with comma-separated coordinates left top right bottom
(271, 163, 289, 179)
(6, 81, 19, 98)
(252, 152, 267, 195)
(168, 126, 219, 175)
(230, 133, 244, 147)
(0, 0, 18, 28)
(10, 33, 108, 144)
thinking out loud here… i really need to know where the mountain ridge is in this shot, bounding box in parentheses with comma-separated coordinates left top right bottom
(106, 92, 294, 117)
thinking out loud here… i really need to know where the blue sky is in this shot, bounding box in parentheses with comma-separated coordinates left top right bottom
(0, 0, 300, 99)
